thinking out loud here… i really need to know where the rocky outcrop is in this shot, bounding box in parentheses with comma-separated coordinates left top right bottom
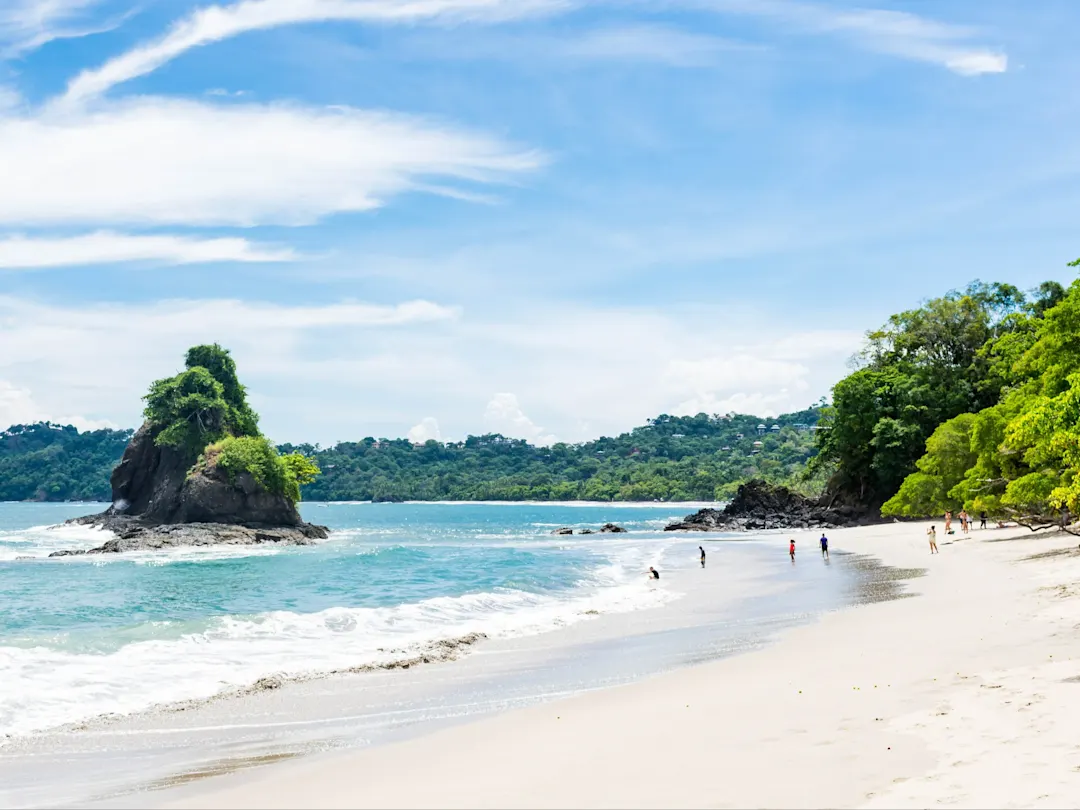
(550, 524, 627, 536)
(49, 521, 323, 556)
(61, 423, 327, 555)
(664, 479, 879, 532)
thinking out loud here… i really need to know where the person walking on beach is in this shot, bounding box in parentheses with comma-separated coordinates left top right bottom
(980, 511, 987, 530)
(927, 525, 938, 554)
(789, 538, 796, 561)
(819, 533, 829, 559)
(699, 546, 706, 568)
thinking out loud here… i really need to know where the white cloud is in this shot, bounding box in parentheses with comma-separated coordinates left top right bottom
(483, 393, 557, 444)
(0, 379, 115, 432)
(0, 294, 461, 434)
(0, 0, 118, 57)
(0, 97, 542, 227)
(407, 417, 442, 444)
(59, 0, 566, 104)
(0, 231, 297, 268)
(0, 296, 857, 444)
(704, 0, 1007, 75)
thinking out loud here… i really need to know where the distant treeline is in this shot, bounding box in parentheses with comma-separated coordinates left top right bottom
(0, 423, 133, 502)
(0, 408, 823, 503)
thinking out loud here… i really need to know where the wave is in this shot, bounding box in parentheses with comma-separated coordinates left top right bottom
(0, 549, 678, 740)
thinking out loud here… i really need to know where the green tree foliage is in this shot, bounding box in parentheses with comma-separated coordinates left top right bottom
(195, 435, 319, 505)
(283, 409, 824, 502)
(881, 414, 977, 517)
(814, 281, 1048, 507)
(142, 344, 317, 502)
(884, 262, 1080, 522)
(1, 409, 824, 504)
(0, 423, 133, 501)
(143, 344, 260, 454)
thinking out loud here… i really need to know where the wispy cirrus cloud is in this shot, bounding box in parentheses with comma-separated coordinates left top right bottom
(0, 0, 122, 58)
(59, 0, 567, 104)
(0, 232, 298, 268)
(701, 0, 1007, 75)
(0, 97, 543, 227)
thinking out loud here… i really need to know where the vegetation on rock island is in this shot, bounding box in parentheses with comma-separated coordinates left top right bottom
(144, 344, 319, 504)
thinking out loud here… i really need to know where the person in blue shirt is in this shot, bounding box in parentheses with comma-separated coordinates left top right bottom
(819, 533, 829, 559)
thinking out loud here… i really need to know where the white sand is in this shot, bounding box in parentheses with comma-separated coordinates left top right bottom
(160, 521, 1080, 809)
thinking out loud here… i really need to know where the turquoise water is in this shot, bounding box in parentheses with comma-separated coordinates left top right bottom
(0, 502, 700, 740)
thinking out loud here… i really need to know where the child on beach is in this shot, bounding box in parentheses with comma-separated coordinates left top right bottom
(699, 546, 706, 568)
(789, 538, 796, 560)
(647, 567, 660, 580)
(819, 533, 829, 559)
(927, 525, 938, 554)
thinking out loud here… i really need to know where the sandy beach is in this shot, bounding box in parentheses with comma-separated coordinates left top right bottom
(152, 520, 1080, 809)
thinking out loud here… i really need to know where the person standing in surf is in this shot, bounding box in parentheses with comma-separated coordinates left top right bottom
(699, 546, 706, 568)
(789, 538, 796, 561)
(819, 533, 829, 559)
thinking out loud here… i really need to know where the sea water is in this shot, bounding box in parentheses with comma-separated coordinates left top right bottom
(0, 502, 901, 808)
(0, 501, 706, 741)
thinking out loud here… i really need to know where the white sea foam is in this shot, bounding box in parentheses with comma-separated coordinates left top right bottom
(0, 540, 679, 740)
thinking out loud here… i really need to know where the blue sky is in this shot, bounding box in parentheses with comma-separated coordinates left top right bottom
(0, 0, 1077, 446)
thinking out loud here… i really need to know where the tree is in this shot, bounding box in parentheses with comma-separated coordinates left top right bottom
(816, 280, 1047, 509)
(144, 344, 260, 454)
(881, 414, 977, 517)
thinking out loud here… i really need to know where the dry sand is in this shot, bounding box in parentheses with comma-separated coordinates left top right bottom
(159, 520, 1080, 809)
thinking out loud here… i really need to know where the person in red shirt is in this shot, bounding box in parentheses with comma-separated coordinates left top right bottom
(789, 538, 796, 560)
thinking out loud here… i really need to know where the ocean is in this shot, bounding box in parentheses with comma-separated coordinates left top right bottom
(0, 501, 888, 808)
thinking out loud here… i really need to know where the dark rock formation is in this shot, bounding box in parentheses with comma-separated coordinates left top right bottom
(552, 527, 574, 535)
(664, 479, 880, 532)
(578, 529, 594, 535)
(600, 523, 627, 533)
(50, 522, 323, 556)
(60, 423, 327, 555)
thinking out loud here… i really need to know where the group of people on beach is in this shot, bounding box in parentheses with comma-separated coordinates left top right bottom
(928, 508, 992, 553)
(943, 509, 988, 536)
(648, 533, 833, 583)
(647, 533, 830, 580)
(787, 534, 829, 561)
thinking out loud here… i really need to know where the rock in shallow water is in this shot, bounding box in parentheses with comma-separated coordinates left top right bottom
(49, 519, 326, 556)
(663, 479, 880, 532)
(53, 420, 329, 556)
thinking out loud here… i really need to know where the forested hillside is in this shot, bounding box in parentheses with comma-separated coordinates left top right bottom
(0, 423, 133, 501)
(0, 408, 822, 503)
(282, 408, 823, 502)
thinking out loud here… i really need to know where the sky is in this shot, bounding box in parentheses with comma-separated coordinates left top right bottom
(0, 0, 1077, 446)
